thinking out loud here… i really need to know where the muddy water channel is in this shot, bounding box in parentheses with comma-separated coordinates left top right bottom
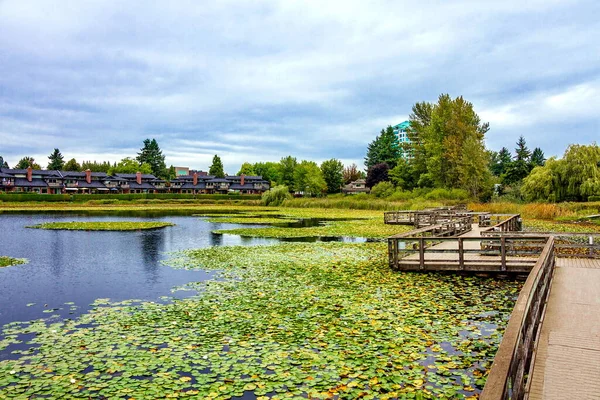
(0, 212, 277, 332)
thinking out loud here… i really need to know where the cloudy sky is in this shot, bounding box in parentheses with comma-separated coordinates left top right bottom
(0, 0, 598, 173)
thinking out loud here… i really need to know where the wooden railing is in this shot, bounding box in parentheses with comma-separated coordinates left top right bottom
(480, 237, 555, 400)
(389, 235, 546, 272)
(481, 214, 522, 232)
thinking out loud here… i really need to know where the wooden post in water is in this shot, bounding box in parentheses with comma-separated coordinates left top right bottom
(419, 238, 425, 270)
(501, 236, 507, 271)
(458, 238, 464, 270)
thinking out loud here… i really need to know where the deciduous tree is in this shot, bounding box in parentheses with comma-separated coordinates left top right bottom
(320, 159, 344, 193)
(15, 157, 41, 170)
(63, 158, 81, 172)
(366, 163, 389, 188)
(108, 157, 152, 175)
(237, 162, 256, 176)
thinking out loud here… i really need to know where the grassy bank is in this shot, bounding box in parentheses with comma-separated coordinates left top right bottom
(27, 221, 175, 231)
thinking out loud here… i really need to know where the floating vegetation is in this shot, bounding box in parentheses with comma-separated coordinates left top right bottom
(1, 242, 521, 399)
(214, 218, 412, 239)
(0, 256, 26, 268)
(27, 221, 175, 231)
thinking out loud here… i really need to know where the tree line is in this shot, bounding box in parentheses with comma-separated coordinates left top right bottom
(363, 93, 599, 202)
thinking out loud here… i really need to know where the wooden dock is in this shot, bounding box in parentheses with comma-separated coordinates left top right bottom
(384, 209, 600, 399)
(526, 257, 600, 399)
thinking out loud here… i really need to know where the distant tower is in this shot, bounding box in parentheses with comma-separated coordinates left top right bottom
(392, 121, 411, 158)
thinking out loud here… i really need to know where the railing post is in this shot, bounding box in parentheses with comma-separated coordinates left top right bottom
(419, 237, 425, 270)
(458, 238, 464, 270)
(501, 236, 507, 271)
(590, 236, 594, 258)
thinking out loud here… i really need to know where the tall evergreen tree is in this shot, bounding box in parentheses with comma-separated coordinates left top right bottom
(209, 155, 225, 178)
(47, 148, 65, 170)
(505, 136, 532, 184)
(530, 147, 546, 168)
(137, 139, 166, 178)
(365, 126, 400, 169)
(490, 147, 512, 177)
(0, 155, 8, 168)
(320, 159, 344, 193)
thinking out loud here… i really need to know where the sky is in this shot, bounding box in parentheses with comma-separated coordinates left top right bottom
(0, 0, 599, 174)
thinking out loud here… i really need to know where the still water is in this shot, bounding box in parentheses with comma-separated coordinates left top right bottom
(0, 213, 278, 334)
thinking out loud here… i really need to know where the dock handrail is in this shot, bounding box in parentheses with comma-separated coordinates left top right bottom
(480, 236, 555, 400)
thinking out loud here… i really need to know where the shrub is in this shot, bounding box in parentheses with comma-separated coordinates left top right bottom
(424, 188, 470, 201)
(589, 195, 600, 202)
(370, 181, 395, 198)
(262, 186, 292, 206)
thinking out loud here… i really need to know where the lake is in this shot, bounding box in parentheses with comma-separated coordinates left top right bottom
(0, 212, 278, 339)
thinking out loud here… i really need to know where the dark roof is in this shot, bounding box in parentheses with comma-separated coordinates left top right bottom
(207, 178, 230, 183)
(0, 168, 61, 177)
(0, 172, 13, 178)
(181, 183, 206, 189)
(114, 173, 157, 179)
(228, 175, 264, 181)
(128, 182, 156, 189)
(60, 171, 108, 178)
(75, 180, 107, 189)
(13, 178, 48, 187)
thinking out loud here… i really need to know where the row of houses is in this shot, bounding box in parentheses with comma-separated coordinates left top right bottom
(0, 167, 270, 195)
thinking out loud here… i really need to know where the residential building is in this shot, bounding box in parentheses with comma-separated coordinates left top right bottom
(0, 167, 269, 195)
(393, 120, 411, 158)
(342, 179, 370, 194)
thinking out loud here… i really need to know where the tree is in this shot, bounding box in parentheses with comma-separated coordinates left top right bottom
(490, 147, 512, 177)
(293, 160, 326, 195)
(166, 165, 176, 181)
(388, 158, 416, 190)
(63, 158, 81, 172)
(505, 136, 532, 185)
(81, 160, 111, 172)
(237, 162, 256, 176)
(343, 163, 362, 184)
(253, 162, 281, 184)
(209, 155, 225, 178)
(278, 156, 297, 188)
(366, 163, 389, 188)
(406, 94, 490, 195)
(530, 147, 546, 168)
(458, 135, 492, 198)
(108, 157, 152, 175)
(521, 144, 600, 202)
(137, 139, 167, 178)
(320, 159, 344, 193)
(0, 155, 8, 168)
(47, 148, 65, 170)
(15, 157, 41, 170)
(365, 126, 401, 169)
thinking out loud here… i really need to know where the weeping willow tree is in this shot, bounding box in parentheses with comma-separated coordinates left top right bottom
(522, 143, 600, 202)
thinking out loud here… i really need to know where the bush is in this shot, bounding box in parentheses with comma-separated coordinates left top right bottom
(370, 181, 395, 198)
(0, 193, 71, 202)
(262, 186, 292, 206)
(589, 195, 600, 202)
(423, 188, 470, 201)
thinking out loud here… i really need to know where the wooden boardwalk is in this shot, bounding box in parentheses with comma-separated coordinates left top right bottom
(527, 257, 600, 399)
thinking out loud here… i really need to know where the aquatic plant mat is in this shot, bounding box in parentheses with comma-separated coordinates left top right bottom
(1, 242, 521, 399)
(0, 256, 26, 268)
(26, 221, 175, 231)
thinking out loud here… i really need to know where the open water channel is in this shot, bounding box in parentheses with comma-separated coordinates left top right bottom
(0, 212, 281, 341)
